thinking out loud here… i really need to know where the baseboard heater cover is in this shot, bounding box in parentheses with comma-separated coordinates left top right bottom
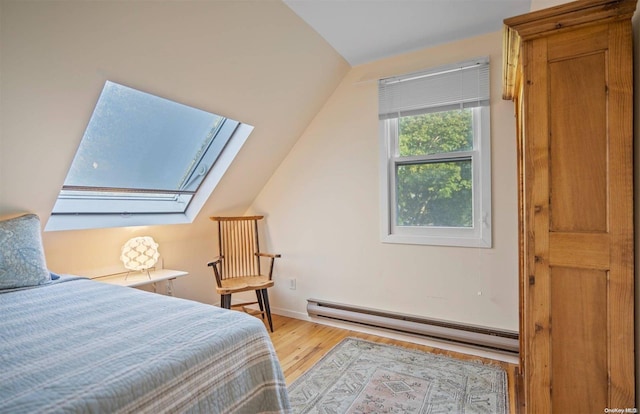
(307, 299, 519, 354)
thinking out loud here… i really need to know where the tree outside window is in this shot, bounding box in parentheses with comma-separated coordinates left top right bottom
(395, 110, 473, 228)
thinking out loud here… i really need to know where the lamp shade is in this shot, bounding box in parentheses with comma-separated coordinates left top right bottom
(120, 236, 160, 271)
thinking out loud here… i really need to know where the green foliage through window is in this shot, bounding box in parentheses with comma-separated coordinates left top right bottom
(398, 110, 473, 156)
(395, 110, 474, 227)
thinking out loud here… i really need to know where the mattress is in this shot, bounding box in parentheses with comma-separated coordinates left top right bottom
(0, 276, 290, 413)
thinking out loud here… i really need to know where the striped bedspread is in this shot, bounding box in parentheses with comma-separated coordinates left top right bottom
(0, 276, 290, 413)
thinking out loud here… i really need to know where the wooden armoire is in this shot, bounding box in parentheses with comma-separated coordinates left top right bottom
(502, 0, 636, 412)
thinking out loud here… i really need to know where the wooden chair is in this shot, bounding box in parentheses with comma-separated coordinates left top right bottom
(207, 216, 280, 332)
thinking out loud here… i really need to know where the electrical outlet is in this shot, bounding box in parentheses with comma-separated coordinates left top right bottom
(289, 278, 296, 290)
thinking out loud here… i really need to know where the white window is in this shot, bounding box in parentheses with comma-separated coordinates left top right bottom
(46, 81, 253, 231)
(379, 58, 491, 247)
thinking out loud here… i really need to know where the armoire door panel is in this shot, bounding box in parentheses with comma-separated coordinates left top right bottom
(550, 266, 608, 413)
(548, 52, 607, 233)
(548, 232, 610, 269)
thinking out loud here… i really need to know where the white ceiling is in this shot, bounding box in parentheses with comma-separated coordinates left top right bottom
(283, 0, 532, 66)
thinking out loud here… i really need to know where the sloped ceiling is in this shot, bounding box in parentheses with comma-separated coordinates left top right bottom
(284, 0, 531, 65)
(0, 0, 349, 237)
(0, 0, 537, 231)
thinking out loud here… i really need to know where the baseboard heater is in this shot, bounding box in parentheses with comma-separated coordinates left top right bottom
(307, 299, 519, 354)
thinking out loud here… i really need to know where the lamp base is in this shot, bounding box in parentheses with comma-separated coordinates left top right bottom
(124, 269, 152, 280)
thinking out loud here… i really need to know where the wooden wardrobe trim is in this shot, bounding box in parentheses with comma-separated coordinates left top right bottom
(502, 0, 637, 100)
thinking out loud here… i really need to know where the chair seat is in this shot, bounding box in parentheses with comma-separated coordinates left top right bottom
(216, 275, 274, 295)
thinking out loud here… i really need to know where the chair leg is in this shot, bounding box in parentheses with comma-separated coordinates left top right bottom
(220, 294, 231, 309)
(260, 288, 273, 332)
(255, 290, 265, 320)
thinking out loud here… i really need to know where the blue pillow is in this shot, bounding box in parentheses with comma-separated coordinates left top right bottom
(0, 214, 51, 289)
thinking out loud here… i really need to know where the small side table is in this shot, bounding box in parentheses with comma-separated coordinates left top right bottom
(94, 269, 188, 296)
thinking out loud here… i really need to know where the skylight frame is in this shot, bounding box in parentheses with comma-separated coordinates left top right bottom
(45, 81, 253, 232)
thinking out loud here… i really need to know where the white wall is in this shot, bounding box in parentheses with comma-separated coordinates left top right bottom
(0, 0, 349, 304)
(530, 0, 570, 11)
(251, 30, 519, 331)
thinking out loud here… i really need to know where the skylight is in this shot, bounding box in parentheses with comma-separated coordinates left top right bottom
(46, 81, 253, 231)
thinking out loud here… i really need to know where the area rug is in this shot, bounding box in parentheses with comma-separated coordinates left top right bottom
(288, 337, 508, 414)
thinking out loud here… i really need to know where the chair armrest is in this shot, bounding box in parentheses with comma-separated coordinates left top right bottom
(207, 256, 224, 288)
(255, 253, 280, 280)
(255, 252, 281, 259)
(207, 255, 224, 267)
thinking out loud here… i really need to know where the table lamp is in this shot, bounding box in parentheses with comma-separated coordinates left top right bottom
(120, 236, 160, 279)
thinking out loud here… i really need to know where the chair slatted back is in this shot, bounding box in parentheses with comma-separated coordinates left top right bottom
(212, 216, 262, 279)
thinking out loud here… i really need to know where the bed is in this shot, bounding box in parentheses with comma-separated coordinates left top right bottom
(0, 214, 290, 413)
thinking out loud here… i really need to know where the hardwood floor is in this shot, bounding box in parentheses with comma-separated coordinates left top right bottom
(267, 314, 520, 413)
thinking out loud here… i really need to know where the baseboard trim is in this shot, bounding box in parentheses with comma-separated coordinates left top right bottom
(270, 306, 519, 364)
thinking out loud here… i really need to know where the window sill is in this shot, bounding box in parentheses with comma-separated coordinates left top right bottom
(381, 232, 492, 248)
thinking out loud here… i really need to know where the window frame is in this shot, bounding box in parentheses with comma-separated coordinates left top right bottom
(50, 117, 240, 215)
(379, 106, 492, 248)
(45, 81, 254, 232)
(45, 123, 253, 232)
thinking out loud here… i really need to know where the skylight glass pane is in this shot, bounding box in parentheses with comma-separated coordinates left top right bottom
(50, 80, 245, 221)
(65, 81, 225, 192)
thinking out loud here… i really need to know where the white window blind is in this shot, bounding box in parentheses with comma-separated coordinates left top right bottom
(378, 57, 490, 120)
